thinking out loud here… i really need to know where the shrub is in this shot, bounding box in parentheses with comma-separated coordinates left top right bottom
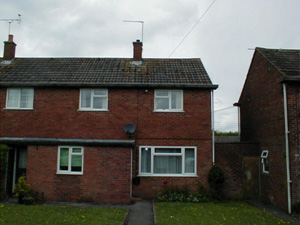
(157, 185, 211, 203)
(15, 176, 31, 197)
(208, 165, 225, 200)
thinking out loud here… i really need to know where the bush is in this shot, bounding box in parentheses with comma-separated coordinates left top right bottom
(208, 165, 225, 200)
(15, 176, 31, 197)
(157, 185, 211, 203)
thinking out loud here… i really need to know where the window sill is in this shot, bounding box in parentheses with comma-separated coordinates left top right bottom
(56, 172, 83, 176)
(78, 109, 109, 112)
(153, 110, 185, 113)
(138, 174, 197, 177)
(4, 108, 34, 111)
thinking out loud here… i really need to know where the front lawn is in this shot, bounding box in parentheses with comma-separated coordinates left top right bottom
(0, 204, 127, 225)
(155, 201, 294, 225)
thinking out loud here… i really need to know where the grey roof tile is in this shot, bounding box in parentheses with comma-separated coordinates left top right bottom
(256, 48, 300, 77)
(0, 58, 216, 88)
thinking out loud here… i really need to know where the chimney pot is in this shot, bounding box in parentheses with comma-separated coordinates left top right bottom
(133, 39, 143, 61)
(8, 34, 14, 42)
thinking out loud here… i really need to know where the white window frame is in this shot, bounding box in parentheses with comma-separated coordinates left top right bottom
(139, 146, 197, 177)
(79, 89, 108, 111)
(57, 146, 84, 175)
(6, 88, 34, 110)
(154, 90, 184, 112)
(261, 150, 269, 174)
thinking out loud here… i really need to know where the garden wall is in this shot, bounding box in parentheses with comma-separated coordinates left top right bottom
(215, 141, 260, 199)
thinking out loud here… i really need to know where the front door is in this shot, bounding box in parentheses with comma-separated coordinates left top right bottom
(6, 147, 27, 196)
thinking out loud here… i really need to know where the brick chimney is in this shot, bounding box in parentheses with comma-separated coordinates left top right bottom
(3, 34, 17, 61)
(133, 39, 142, 61)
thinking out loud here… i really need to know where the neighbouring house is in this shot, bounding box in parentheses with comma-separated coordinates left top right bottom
(0, 35, 218, 204)
(236, 47, 300, 213)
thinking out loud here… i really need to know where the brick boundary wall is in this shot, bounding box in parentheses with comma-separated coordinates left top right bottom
(215, 142, 260, 199)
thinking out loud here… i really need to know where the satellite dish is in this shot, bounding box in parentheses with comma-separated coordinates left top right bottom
(124, 123, 136, 137)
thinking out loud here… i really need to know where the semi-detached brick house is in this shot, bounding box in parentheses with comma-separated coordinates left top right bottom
(237, 47, 300, 213)
(0, 35, 218, 204)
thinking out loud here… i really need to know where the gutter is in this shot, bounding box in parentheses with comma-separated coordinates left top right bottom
(0, 82, 219, 89)
(283, 83, 292, 214)
(0, 137, 135, 147)
(211, 90, 215, 165)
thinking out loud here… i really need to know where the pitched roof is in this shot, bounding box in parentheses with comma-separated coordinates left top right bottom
(0, 57, 217, 89)
(256, 47, 300, 78)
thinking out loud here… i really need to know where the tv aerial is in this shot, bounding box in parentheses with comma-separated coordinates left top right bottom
(123, 20, 144, 42)
(0, 14, 22, 35)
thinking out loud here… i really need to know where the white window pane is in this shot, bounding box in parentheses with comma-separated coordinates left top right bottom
(185, 148, 195, 173)
(60, 148, 69, 171)
(18, 149, 27, 169)
(7, 89, 20, 108)
(141, 148, 151, 173)
(171, 91, 182, 110)
(81, 90, 91, 108)
(156, 98, 169, 110)
(154, 156, 182, 174)
(71, 155, 82, 172)
(20, 89, 34, 108)
(94, 90, 107, 96)
(93, 97, 107, 109)
(155, 148, 181, 153)
(72, 148, 82, 153)
(156, 90, 168, 97)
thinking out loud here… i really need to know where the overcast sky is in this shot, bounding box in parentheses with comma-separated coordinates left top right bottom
(1, 0, 299, 131)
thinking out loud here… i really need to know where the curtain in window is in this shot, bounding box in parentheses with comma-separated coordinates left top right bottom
(141, 148, 151, 173)
(185, 148, 195, 173)
(81, 90, 91, 108)
(20, 89, 34, 108)
(93, 97, 106, 109)
(7, 89, 20, 108)
(154, 156, 182, 174)
(171, 91, 182, 109)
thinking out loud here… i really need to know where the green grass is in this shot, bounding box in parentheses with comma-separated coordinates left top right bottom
(155, 201, 295, 225)
(0, 204, 127, 225)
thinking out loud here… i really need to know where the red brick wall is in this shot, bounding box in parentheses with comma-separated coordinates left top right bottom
(1, 87, 212, 203)
(0, 88, 211, 141)
(26, 145, 131, 204)
(215, 142, 260, 199)
(133, 140, 212, 198)
(239, 51, 298, 211)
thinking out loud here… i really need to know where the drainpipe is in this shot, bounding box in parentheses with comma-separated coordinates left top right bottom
(283, 83, 292, 214)
(211, 90, 215, 165)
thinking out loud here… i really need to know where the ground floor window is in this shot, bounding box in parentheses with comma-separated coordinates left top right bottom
(261, 150, 269, 174)
(139, 146, 196, 176)
(57, 146, 84, 175)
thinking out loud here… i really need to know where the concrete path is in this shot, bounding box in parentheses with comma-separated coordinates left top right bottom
(126, 200, 155, 225)
(247, 200, 300, 224)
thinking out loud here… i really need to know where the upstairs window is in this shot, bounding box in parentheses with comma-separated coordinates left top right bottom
(261, 150, 269, 174)
(80, 89, 108, 111)
(6, 88, 34, 109)
(154, 90, 183, 112)
(57, 146, 84, 175)
(139, 146, 196, 176)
